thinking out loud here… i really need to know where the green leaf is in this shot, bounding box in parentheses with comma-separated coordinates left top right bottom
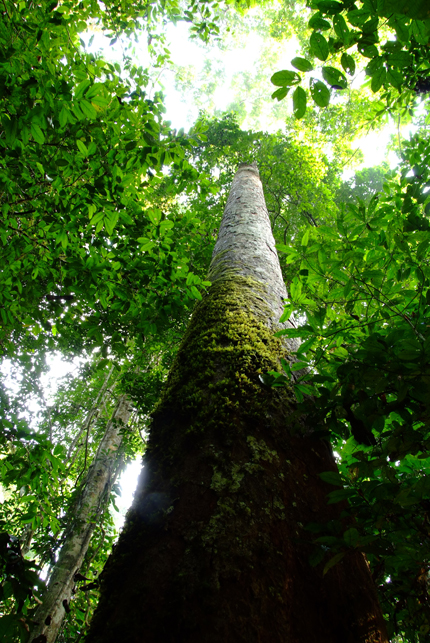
(323, 552, 345, 575)
(291, 57, 314, 72)
(271, 87, 289, 101)
(360, 44, 378, 58)
(147, 209, 161, 225)
(86, 83, 105, 99)
(293, 86, 307, 119)
(31, 123, 45, 144)
(271, 70, 301, 87)
(381, 0, 430, 21)
(412, 20, 430, 44)
(309, 546, 325, 567)
(333, 14, 349, 43)
(159, 220, 174, 233)
(308, 13, 331, 30)
(91, 94, 110, 108)
(392, 18, 410, 43)
(186, 271, 199, 286)
(91, 211, 104, 225)
(59, 106, 69, 127)
(104, 213, 119, 235)
(4, 117, 17, 145)
(343, 528, 360, 547)
(310, 31, 329, 61)
(80, 99, 97, 119)
(327, 488, 355, 503)
(76, 139, 88, 156)
(260, 371, 290, 388)
(190, 285, 202, 300)
(290, 361, 308, 372)
(341, 53, 356, 76)
(294, 383, 314, 397)
(75, 78, 91, 100)
(71, 102, 85, 121)
(365, 56, 383, 77)
(387, 68, 403, 90)
(417, 239, 430, 259)
(371, 67, 386, 92)
(347, 8, 370, 27)
(310, 79, 330, 107)
(319, 471, 343, 486)
(301, 228, 310, 246)
(386, 51, 412, 69)
(296, 336, 316, 356)
(317, 0, 344, 14)
(362, 16, 379, 35)
(343, 279, 354, 297)
(139, 239, 155, 252)
(290, 276, 302, 300)
(322, 66, 347, 89)
(279, 305, 292, 323)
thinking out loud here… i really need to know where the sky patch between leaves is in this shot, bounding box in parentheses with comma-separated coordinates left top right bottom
(82, 5, 405, 171)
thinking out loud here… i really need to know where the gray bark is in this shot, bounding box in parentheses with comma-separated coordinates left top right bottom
(65, 364, 116, 464)
(209, 162, 288, 331)
(29, 394, 133, 643)
(209, 162, 300, 361)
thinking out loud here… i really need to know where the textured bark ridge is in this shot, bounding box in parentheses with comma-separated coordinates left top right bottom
(86, 164, 387, 643)
(30, 396, 132, 643)
(209, 162, 288, 331)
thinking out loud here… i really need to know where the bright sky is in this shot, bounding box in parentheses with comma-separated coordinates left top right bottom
(85, 13, 399, 170)
(114, 458, 142, 530)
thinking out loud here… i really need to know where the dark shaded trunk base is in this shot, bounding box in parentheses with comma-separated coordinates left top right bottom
(88, 443, 384, 643)
(86, 279, 387, 643)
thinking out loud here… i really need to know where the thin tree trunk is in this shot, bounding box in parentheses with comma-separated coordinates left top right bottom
(86, 163, 387, 643)
(30, 394, 133, 643)
(20, 523, 34, 556)
(18, 366, 116, 560)
(65, 364, 116, 464)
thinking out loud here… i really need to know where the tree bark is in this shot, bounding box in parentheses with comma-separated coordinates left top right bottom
(86, 163, 387, 643)
(30, 395, 133, 643)
(65, 363, 116, 465)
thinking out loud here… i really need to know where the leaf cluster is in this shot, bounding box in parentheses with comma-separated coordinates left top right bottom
(273, 131, 430, 640)
(271, 0, 430, 121)
(0, 1, 217, 362)
(0, 532, 43, 642)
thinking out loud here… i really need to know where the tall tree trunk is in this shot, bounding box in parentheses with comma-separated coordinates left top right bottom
(19, 367, 116, 561)
(65, 363, 116, 464)
(86, 163, 387, 643)
(30, 395, 133, 643)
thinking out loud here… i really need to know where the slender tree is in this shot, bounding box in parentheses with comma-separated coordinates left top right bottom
(85, 163, 387, 642)
(29, 395, 133, 643)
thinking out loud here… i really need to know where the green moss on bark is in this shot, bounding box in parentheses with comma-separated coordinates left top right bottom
(151, 274, 295, 455)
(87, 275, 387, 643)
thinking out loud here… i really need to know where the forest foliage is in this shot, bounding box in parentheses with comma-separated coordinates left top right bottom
(1, 0, 430, 641)
(271, 0, 430, 120)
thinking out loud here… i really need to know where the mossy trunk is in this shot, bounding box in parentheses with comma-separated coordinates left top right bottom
(86, 164, 387, 643)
